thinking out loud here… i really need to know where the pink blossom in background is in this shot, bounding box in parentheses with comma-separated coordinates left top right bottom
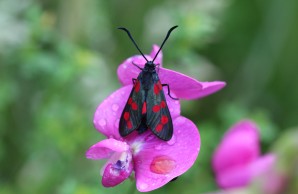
(212, 120, 276, 189)
(86, 45, 226, 191)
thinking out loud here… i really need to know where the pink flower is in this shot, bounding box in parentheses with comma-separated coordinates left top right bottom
(212, 120, 276, 189)
(87, 85, 200, 192)
(86, 45, 226, 192)
(117, 45, 226, 99)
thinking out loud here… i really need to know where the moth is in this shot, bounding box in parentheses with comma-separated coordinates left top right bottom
(118, 26, 178, 141)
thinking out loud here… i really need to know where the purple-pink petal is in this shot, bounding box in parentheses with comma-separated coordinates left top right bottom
(118, 64, 225, 100)
(93, 85, 132, 139)
(102, 159, 133, 187)
(128, 116, 200, 192)
(117, 45, 225, 99)
(223, 119, 259, 140)
(216, 154, 276, 188)
(149, 44, 163, 66)
(93, 85, 180, 139)
(86, 138, 129, 160)
(212, 120, 260, 173)
(158, 68, 226, 99)
(212, 120, 277, 190)
(117, 56, 150, 86)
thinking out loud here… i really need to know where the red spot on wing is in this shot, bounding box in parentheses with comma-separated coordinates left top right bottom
(131, 102, 138, 110)
(160, 100, 166, 108)
(154, 81, 162, 94)
(152, 105, 160, 113)
(128, 97, 133, 105)
(154, 84, 160, 94)
(134, 80, 140, 93)
(142, 102, 147, 114)
(127, 120, 132, 129)
(161, 115, 169, 124)
(156, 124, 163, 132)
(158, 81, 163, 90)
(124, 112, 130, 120)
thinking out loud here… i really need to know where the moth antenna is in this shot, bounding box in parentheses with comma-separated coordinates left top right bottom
(152, 25, 178, 62)
(118, 27, 149, 62)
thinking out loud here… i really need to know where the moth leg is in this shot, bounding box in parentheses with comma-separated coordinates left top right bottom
(162, 84, 179, 100)
(132, 78, 137, 84)
(132, 61, 143, 70)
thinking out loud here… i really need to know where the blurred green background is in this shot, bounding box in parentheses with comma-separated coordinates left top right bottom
(1, 0, 298, 193)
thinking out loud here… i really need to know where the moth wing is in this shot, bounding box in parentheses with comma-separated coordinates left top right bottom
(119, 79, 145, 137)
(146, 79, 173, 141)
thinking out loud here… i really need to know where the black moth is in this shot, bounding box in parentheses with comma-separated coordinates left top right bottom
(118, 25, 178, 141)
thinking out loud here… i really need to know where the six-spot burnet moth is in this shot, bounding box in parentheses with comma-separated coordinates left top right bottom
(118, 25, 178, 141)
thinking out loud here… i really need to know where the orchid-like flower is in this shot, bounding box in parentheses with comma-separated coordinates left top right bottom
(212, 120, 276, 189)
(117, 45, 226, 99)
(86, 45, 226, 192)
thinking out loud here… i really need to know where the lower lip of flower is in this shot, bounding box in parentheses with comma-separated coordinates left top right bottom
(101, 151, 133, 187)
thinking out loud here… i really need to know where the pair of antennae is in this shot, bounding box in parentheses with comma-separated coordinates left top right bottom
(118, 25, 178, 63)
